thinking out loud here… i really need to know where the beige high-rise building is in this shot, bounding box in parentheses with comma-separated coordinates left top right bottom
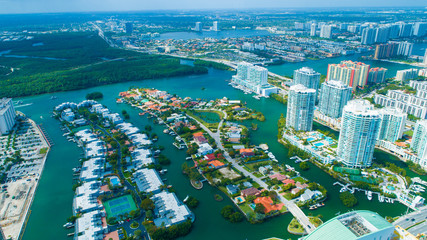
(327, 60, 370, 90)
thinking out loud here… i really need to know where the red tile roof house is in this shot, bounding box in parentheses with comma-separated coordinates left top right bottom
(194, 135, 208, 145)
(282, 179, 295, 186)
(241, 187, 261, 197)
(291, 188, 302, 195)
(269, 173, 287, 182)
(296, 182, 308, 189)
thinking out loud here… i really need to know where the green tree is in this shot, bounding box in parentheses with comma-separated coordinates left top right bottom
(254, 203, 266, 214)
(141, 198, 155, 211)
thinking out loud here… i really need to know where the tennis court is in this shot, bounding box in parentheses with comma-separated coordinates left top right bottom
(104, 194, 138, 218)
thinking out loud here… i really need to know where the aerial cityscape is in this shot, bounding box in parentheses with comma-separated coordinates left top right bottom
(1, 1, 427, 240)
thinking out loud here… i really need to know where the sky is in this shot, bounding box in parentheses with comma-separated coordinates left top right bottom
(0, 0, 426, 14)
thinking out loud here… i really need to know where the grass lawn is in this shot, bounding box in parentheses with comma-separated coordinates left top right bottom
(186, 111, 219, 131)
(293, 176, 307, 183)
(253, 172, 263, 178)
(309, 217, 323, 227)
(283, 192, 293, 200)
(39, 147, 48, 154)
(239, 202, 254, 215)
(404, 130, 413, 137)
(288, 218, 305, 234)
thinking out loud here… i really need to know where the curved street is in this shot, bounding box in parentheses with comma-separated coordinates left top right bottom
(186, 111, 316, 234)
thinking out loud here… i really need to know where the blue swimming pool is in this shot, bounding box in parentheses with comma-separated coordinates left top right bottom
(314, 142, 324, 147)
(306, 137, 315, 142)
(110, 177, 120, 186)
(387, 185, 395, 191)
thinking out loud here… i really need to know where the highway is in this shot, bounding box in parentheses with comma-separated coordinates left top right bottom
(393, 206, 427, 236)
(186, 110, 316, 234)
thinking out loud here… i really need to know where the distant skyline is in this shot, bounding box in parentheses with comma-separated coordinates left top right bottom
(0, 0, 426, 14)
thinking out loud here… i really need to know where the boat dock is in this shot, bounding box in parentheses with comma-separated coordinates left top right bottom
(333, 182, 395, 203)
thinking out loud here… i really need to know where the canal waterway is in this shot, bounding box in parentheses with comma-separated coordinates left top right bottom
(19, 63, 426, 240)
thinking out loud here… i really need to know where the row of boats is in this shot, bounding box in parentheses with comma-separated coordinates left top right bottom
(309, 202, 325, 210)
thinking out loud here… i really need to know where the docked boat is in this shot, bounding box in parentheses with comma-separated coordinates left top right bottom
(183, 195, 189, 203)
(367, 191, 372, 201)
(63, 222, 74, 228)
(186, 157, 192, 161)
(160, 169, 168, 174)
(163, 129, 169, 134)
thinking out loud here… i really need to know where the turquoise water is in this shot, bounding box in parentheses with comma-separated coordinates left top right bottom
(314, 142, 324, 147)
(18, 65, 424, 240)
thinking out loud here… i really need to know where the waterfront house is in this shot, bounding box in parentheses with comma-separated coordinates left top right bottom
(259, 165, 273, 175)
(241, 187, 261, 197)
(80, 157, 105, 182)
(253, 196, 284, 214)
(269, 173, 287, 182)
(226, 184, 240, 195)
(297, 189, 321, 202)
(133, 168, 164, 194)
(239, 148, 254, 158)
(150, 191, 194, 228)
(73, 181, 102, 214)
(75, 210, 107, 240)
(197, 143, 214, 156)
(194, 135, 208, 145)
(61, 108, 75, 122)
(282, 179, 296, 186)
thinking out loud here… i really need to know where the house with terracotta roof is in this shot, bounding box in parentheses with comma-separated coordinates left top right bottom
(210, 160, 225, 168)
(282, 179, 295, 186)
(194, 135, 208, 145)
(254, 196, 284, 214)
(241, 187, 261, 197)
(269, 173, 287, 182)
(296, 182, 308, 189)
(239, 148, 254, 158)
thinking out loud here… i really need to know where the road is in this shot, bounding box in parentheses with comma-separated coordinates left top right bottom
(186, 110, 316, 234)
(393, 206, 427, 236)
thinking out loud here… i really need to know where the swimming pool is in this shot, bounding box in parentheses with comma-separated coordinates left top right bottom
(314, 142, 324, 147)
(306, 137, 315, 142)
(387, 185, 395, 191)
(110, 177, 120, 186)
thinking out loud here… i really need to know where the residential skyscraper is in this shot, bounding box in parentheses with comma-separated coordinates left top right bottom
(337, 100, 381, 168)
(361, 28, 376, 45)
(0, 98, 16, 135)
(327, 60, 370, 90)
(396, 69, 419, 82)
(388, 24, 401, 39)
(293, 67, 321, 100)
(318, 80, 352, 119)
(232, 62, 278, 97)
(424, 49, 427, 65)
(377, 108, 407, 142)
(413, 22, 427, 37)
(367, 67, 387, 84)
(310, 23, 316, 37)
(374, 43, 398, 59)
(195, 22, 202, 32)
(212, 21, 218, 31)
(411, 120, 427, 159)
(375, 26, 390, 43)
(286, 84, 316, 131)
(248, 65, 268, 86)
(125, 22, 133, 34)
(399, 23, 413, 37)
(397, 41, 414, 57)
(320, 25, 332, 39)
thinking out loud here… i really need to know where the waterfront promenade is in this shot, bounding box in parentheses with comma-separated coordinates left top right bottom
(186, 111, 316, 234)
